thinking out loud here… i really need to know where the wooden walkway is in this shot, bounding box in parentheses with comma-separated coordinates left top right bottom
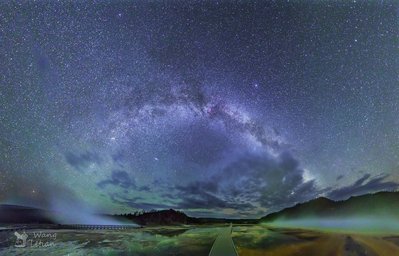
(58, 224, 139, 230)
(209, 224, 238, 256)
(0, 224, 139, 232)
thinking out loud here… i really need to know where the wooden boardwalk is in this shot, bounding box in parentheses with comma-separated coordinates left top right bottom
(58, 224, 139, 230)
(0, 224, 139, 232)
(209, 224, 238, 256)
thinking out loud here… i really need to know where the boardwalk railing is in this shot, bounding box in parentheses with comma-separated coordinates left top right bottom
(0, 224, 139, 232)
(58, 224, 138, 230)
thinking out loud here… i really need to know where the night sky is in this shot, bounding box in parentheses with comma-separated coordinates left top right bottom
(0, 1, 398, 218)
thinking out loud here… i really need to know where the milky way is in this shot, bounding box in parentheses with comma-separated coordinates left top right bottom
(0, 1, 398, 218)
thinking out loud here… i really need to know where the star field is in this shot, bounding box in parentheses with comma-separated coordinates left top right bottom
(0, 1, 398, 218)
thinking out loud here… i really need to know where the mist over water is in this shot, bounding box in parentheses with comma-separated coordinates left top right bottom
(268, 216, 399, 234)
(49, 198, 125, 225)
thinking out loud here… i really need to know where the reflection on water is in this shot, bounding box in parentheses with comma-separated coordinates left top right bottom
(0, 226, 220, 256)
(233, 225, 399, 256)
(1, 224, 399, 255)
(232, 225, 303, 250)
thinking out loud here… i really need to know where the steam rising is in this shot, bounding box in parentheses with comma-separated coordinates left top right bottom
(49, 198, 123, 225)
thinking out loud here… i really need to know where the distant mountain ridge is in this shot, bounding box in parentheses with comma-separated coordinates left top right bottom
(0, 204, 54, 224)
(1, 191, 398, 225)
(261, 191, 399, 222)
(112, 209, 258, 225)
(113, 209, 191, 225)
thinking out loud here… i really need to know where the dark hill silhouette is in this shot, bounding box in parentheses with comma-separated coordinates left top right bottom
(0, 204, 55, 224)
(115, 209, 192, 225)
(261, 191, 399, 222)
(112, 209, 258, 225)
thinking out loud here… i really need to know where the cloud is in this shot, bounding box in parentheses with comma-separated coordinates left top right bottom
(174, 151, 319, 215)
(336, 174, 344, 181)
(110, 193, 174, 211)
(111, 150, 126, 166)
(353, 174, 371, 187)
(232, 151, 318, 211)
(327, 174, 399, 200)
(137, 185, 151, 192)
(64, 151, 101, 172)
(97, 169, 135, 189)
(175, 182, 255, 211)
